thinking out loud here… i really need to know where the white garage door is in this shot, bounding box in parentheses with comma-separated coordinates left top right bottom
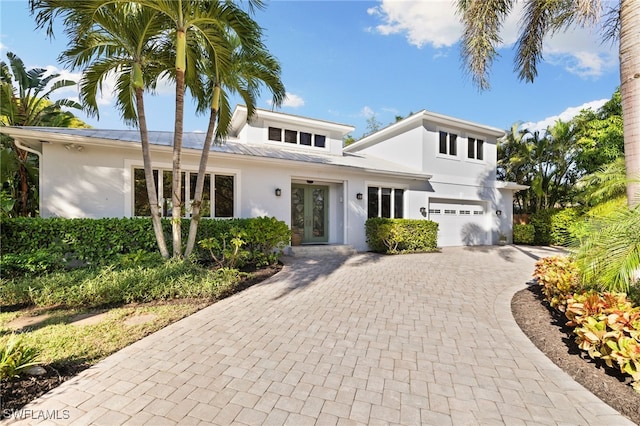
(428, 199, 489, 246)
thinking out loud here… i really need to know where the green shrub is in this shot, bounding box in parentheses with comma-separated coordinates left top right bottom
(564, 292, 640, 393)
(0, 249, 65, 278)
(533, 255, 582, 311)
(365, 218, 438, 254)
(1, 217, 290, 268)
(1, 334, 41, 381)
(529, 208, 584, 246)
(243, 216, 291, 266)
(513, 224, 535, 244)
(199, 227, 250, 269)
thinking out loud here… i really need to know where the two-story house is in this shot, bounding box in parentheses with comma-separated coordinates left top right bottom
(2, 106, 526, 252)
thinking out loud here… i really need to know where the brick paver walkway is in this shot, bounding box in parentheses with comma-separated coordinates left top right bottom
(6, 246, 635, 425)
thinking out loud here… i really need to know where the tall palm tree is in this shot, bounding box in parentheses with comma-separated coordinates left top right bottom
(31, 0, 283, 259)
(0, 51, 82, 216)
(31, 1, 172, 257)
(183, 32, 285, 257)
(458, 0, 640, 207)
(129, 0, 267, 257)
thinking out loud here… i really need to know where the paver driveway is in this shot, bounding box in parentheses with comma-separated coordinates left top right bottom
(6, 246, 635, 425)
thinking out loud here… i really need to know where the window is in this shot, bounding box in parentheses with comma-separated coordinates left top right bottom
(468, 137, 484, 160)
(284, 129, 297, 144)
(429, 209, 441, 214)
(444, 209, 456, 215)
(314, 135, 326, 148)
(473, 210, 484, 215)
(459, 210, 471, 215)
(268, 127, 282, 141)
(133, 167, 234, 218)
(268, 125, 326, 149)
(367, 186, 404, 219)
(300, 132, 312, 146)
(439, 131, 457, 156)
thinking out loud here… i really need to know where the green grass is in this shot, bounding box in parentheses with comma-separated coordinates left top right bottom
(0, 304, 205, 369)
(0, 259, 256, 381)
(1, 260, 240, 308)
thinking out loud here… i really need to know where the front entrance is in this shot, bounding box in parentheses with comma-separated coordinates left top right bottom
(291, 184, 329, 243)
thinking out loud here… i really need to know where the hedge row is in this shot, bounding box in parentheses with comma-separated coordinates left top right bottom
(365, 218, 438, 254)
(516, 207, 584, 246)
(0, 216, 290, 267)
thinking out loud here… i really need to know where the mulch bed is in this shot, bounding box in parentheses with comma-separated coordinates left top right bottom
(511, 284, 640, 424)
(0, 263, 282, 418)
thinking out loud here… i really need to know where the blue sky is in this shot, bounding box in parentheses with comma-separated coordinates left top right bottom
(0, 0, 620, 138)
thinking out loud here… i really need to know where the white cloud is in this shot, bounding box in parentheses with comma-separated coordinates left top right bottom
(367, 1, 461, 48)
(368, 0, 616, 78)
(361, 106, 375, 118)
(282, 92, 305, 108)
(522, 99, 608, 132)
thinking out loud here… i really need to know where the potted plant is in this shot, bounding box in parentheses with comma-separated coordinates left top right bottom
(499, 233, 508, 245)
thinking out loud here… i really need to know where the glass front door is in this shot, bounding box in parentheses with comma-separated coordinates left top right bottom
(291, 184, 329, 243)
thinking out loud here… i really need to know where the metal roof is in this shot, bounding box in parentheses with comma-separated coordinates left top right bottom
(4, 127, 432, 180)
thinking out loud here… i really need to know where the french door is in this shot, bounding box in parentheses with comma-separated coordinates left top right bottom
(291, 184, 329, 243)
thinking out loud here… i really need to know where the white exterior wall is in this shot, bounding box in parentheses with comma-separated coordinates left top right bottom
(41, 143, 130, 218)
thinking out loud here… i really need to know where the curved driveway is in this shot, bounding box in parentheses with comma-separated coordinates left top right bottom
(8, 246, 635, 425)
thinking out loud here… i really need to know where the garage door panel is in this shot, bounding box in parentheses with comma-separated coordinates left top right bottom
(429, 199, 488, 246)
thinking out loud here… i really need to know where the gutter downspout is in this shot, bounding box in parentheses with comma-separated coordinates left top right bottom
(13, 138, 43, 216)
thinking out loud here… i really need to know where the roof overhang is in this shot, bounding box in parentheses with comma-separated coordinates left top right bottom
(230, 105, 355, 137)
(344, 109, 505, 153)
(496, 181, 529, 191)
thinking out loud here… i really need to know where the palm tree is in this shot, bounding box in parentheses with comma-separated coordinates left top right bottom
(31, 1, 172, 257)
(457, 0, 640, 207)
(31, 0, 283, 259)
(126, 0, 268, 258)
(0, 51, 82, 216)
(183, 31, 285, 257)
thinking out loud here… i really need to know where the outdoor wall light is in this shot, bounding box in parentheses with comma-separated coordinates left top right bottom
(64, 143, 84, 152)
(496, 210, 502, 216)
(419, 207, 426, 214)
(275, 188, 282, 197)
(356, 193, 363, 200)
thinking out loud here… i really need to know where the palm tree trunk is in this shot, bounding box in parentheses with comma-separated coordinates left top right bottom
(184, 100, 218, 258)
(171, 68, 185, 258)
(135, 88, 170, 258)
(14, 145, 29, 216)
(620, 0, 640, 207)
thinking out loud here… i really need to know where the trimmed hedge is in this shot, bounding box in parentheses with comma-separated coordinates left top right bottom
(365, 218, 438, 254)
(0, 217, 290, 267)
(529, 207, 584, 246)
(513, 224, 535, 245)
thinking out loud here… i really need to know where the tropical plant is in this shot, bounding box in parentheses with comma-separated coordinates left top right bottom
(498, 120, 579, 213)
(0, 334, 41, 381)
(0, 51, 83, 217)
(457, 0, 640, 208)
(32, 0, 285, 259)
(183, 30, 285, 257)
(31, 1, 173, 258)
(577, 157, 628, 206)
(573, 89, 624, 175)
(573, 204, 640, 293)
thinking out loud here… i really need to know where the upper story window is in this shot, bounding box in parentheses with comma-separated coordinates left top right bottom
(367, 186, 404, 219)
(439, 131, 457, 156)
(467, 137, 484, 160)
(268, 126, 326, 149)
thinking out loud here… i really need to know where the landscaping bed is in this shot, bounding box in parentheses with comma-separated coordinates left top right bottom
(512, 284, 640, 424)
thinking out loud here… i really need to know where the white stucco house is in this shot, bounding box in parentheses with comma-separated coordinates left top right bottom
(2, 106, 526, 252)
